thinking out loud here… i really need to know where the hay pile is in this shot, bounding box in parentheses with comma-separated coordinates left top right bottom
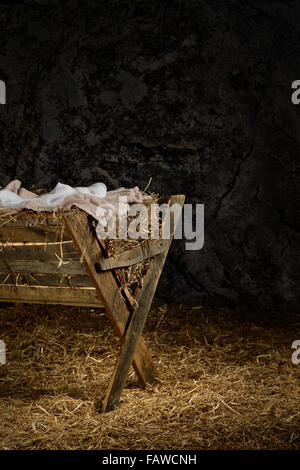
(0, 303, 299, 450)
(101, 191, 162, 297)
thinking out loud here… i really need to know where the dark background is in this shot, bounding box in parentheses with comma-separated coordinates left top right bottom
(0, 0, 299, 308)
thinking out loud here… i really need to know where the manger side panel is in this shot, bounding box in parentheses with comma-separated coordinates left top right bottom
(0, 222, 88, 275)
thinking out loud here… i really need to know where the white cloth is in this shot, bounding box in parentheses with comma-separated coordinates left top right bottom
(0, 180, 151, 230)
(0, 182, 107, 209)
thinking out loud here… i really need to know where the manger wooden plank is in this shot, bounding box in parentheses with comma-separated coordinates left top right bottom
(0, 272, 94, 288)
(102, 194, 185, 412)
(0, 212, 64, 228)
(64, 211, 159, 388)
(0, 284, 103, 307)
(0, 222, 57, 231)
(0, 242, 80, 261)
(95, 239, 169, 271)
(0, 226, 68, 243)
(0, 259, 87, 275)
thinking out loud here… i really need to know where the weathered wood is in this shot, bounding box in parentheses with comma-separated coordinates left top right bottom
(95, 239, 169, 271)
(0, 211, 66, 228)
(0, 272, 94, 288)
(0, 244, 80, 261)
(0, 284, 103, 307)
(0, 259, 87, 275)
(64, 211, 159, 388)
(0, 226, 66, 243)
(102, 195, 185, 412)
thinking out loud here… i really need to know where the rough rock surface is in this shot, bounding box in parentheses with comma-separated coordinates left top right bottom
(0, 1, 299, 307)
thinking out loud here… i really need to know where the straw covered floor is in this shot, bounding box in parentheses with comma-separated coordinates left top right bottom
(0, 303, 299, 450)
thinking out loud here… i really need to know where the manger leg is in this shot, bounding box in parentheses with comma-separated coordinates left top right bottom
(64, 211, 158, 387)
(101, 194, 185, 412)
(101, 255, 165, 412)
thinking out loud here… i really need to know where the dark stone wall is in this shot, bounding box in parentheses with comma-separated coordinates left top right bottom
(0, 1, 299, 307)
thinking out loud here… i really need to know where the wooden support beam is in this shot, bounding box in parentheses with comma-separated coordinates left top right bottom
(95, 239, 169, 271)
(101, 195, 185, 412)
(63, 211, 159, 389)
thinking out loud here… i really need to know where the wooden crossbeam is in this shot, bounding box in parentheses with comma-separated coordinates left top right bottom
(95, 239, 169, 271)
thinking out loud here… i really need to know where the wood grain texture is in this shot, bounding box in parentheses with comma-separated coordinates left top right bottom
(0, 243, 80, 261)
(0, 259, 87, 275)
(0, 226, 66, 243)
(0, 284, 103, 307)
(0, 272, 94, 287)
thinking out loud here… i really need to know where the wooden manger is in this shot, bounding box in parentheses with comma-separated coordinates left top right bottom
(0, 194, 185, 411)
